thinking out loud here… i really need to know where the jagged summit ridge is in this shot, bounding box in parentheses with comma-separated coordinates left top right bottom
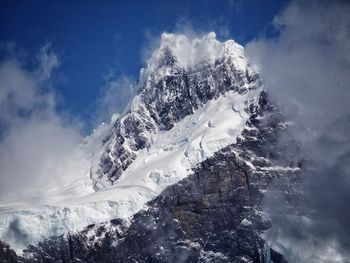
(142, 32, 247, 76)
(91, 32, 261, 189)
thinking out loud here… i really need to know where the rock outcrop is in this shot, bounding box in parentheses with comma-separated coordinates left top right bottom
(92, 33, 260, 189)
(21, 92, 300, 263)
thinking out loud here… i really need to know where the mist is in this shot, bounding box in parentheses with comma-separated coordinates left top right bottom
(94, 74, 136, 125)
(1, 1, 349, 260)
(246, 0, 350, 262)
(0, 44, 86, 202)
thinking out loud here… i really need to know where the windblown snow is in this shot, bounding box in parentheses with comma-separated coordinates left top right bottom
(142, 32, 248, 81)
(0, 32, 262, 253)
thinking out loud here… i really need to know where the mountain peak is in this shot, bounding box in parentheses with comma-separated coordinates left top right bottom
(141, 32, 248, 84)
(91, 33, 262, 189)
(0, 33, 264, 254)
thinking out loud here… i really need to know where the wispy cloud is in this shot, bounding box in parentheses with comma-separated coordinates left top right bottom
(94, 71, 136, 125)
(246, 0, 350, 261)
(0, 44, 86, 202)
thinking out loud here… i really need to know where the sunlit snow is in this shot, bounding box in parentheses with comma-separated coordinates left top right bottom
(0, 32, 262, 253)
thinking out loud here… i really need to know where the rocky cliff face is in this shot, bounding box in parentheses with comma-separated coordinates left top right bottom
(0, 33, 303, 262)
(0, 240, 18, 263)
(0, 33, 266, 253)
(91, 33, 260, 189)
(20, 92, 300, 263)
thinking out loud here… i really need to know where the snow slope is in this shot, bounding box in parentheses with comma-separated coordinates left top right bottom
(91, 31, 259, 187)
(0, 32, 262, 253)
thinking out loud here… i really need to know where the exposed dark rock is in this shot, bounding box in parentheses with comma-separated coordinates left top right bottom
(0, 240, 19, 263)
(17, 92, 300, 263)
(93, 47, 262, 187)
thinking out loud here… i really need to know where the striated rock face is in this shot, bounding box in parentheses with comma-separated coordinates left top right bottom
(92, 33, 261, 189)
(0, 240, 18, 263)
(96, 102, 158, 186)
(21, 92, 300, 263)
(0, 33, 266, 252)
(0, 33, 303, 262)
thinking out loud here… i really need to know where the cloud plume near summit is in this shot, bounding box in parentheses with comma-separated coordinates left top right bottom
(246, 0, 350, 262)
(0, 1, 349, 260)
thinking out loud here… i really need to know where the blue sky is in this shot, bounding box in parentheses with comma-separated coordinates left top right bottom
(2, 2, 350, 260)
(0, 0, 288, 130)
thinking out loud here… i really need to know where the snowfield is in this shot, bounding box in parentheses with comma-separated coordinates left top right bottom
(0, 32, 262, 253)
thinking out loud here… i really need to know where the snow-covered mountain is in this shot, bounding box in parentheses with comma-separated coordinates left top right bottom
(0, 32, 300, 262)
(90, 32, 261, 189)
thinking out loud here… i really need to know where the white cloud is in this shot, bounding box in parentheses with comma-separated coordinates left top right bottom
(37, 43, 60, 80)
(246, 0, 350, 262)
(94, 73, 136, 124)
(246, 0, 350, 130)
(140, 20, 232, 70)
(0, 44, 86, 202)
